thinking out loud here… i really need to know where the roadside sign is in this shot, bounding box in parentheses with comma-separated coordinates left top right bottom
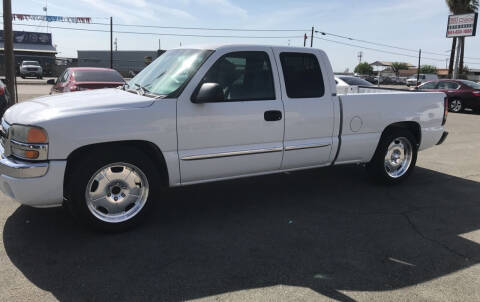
(446, 13, 478, 38)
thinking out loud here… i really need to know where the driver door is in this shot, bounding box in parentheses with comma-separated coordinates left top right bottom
(176, 47, 284, 183)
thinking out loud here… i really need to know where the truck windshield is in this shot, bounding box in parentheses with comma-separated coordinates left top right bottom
(128, 49, 213, 97)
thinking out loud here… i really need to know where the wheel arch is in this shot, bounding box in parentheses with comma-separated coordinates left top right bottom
(381, 121, 421, 147)
(63, 140, 169, 199)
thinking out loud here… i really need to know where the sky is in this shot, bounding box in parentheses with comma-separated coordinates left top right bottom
(3, 0, 480, 72)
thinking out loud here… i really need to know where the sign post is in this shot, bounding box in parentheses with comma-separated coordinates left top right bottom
(446, 13, 478, 79)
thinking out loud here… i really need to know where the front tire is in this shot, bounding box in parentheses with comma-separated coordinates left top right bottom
(366, 128, 418, 184)
(65, 147, 161, 232)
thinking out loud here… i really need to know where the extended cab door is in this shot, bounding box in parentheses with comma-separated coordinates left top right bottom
(177, 47, 284, 183)
(273, 48, 335, 169)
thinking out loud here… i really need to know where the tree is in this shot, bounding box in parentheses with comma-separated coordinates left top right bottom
(391, 62, 409, 77)
(419, 65, 437, 74)
(354, 62, 373, 75)
(445, 0, 479, 77)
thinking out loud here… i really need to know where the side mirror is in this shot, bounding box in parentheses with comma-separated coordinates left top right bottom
(192, 83, 224, 103)
(46, 79, 56, 85)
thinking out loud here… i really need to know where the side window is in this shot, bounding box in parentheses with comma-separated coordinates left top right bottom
(420, 82, 437, 89)
(437, 81, 448, 89)
(446, 82, 459, 89)
(199, 51, 275, 101)
(280, 52, 325, 98)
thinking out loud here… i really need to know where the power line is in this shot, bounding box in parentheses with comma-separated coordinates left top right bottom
(315, 29, 480, 60)
(12, 23, 303, 38)
(314, 36, 480, 66)
(12, 19, 308, 32)
(314, 36, 440, 61)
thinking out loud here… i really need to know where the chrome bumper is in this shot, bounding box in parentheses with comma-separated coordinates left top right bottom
(0, 144, 48, 178)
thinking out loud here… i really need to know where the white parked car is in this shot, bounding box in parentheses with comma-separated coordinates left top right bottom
(406, 74, 438, 87)
(335, 76, 374, 94)
(19, 60, 43, 79)
(0, 44, 448, 231)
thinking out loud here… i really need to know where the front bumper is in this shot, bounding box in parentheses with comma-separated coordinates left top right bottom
(0, 144, 66, 207)
(20, 70, 42, 76)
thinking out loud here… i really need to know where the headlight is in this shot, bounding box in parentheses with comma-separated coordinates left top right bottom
(9, 125, 48, 160)
(10, 125, 48, 144)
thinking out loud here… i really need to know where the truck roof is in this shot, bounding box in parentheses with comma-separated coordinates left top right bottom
(173, 43, 319, 52)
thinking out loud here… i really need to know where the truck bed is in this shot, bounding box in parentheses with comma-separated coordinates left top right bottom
(333, 91, 446, 165)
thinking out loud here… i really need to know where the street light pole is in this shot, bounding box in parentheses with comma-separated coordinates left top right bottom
(110, 17, 113, 69)
(3, 0, 16, 105)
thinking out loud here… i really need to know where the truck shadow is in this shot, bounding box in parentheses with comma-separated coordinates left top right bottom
(3, 166, 480, 301)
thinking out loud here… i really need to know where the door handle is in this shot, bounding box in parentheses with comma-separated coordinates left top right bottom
(264, 110, 282, 121)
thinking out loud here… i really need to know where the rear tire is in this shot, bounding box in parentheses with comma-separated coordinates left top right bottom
(366, 128, 418, 184)
(65, 146, 161, 232)
(449, 99, 463, 113)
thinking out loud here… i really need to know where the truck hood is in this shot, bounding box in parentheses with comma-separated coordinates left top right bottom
(3, 88, 155, 125)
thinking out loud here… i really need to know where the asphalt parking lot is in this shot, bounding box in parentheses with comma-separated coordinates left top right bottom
(0, 85, 479, 301)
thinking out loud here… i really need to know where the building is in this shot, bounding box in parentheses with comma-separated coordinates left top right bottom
(370, 61, 416, 77)
(0, 30, 57, 76)
(77, 50, 165, 77)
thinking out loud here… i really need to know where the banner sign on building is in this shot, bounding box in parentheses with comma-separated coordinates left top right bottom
(0, 30, 52, 45)
(12, 14, 91, 23)
(446, 13, 478, 37)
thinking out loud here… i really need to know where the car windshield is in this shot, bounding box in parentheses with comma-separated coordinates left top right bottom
(339, 76, 373, 86)
(459, 80, 480, 89)
(23, 61, 40, 66)
(128, 49, 213, 97)
(74, 70, 124, 82)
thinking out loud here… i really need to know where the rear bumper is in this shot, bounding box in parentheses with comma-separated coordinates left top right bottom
(436, 131, 449, 145)
(0, 144, 66, 207)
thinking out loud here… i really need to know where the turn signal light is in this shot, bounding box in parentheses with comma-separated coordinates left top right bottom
(11, 148, 40, 160)
(473, 91, 480, 96)
(24, 150, 40, 159)
(27, 127, 48, 143)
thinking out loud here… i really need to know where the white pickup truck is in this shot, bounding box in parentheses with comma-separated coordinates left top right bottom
(0, 44, 448, 231)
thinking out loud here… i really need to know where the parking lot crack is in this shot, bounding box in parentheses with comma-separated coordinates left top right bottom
(402, 211, 468, 260)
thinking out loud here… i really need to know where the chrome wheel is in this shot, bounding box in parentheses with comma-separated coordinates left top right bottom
(450, 99, 462, 112)
(85, 162, 149, 223)
(384, 137, 413, 178)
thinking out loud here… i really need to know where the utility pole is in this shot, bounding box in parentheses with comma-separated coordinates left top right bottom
(303, 33, 307, 47)
(110, 17, 113, 69)
(44, 0, 48, 32)
(453, 38, 462, 79)
(416, 49, 421, 86)
(310, 26, 314, 47)
(357, 51, 363, 64)
(3, 0, 16, 105)
(158, 39, 161, 50)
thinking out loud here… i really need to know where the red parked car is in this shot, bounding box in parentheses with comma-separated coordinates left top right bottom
(417, 79, 480, 113)
(48, 67, 125, 94)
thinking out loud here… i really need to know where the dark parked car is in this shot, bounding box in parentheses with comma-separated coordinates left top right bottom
(417, 79, 480, 113)
(0, 80, 10, 117)
(48, 67, 125, 94)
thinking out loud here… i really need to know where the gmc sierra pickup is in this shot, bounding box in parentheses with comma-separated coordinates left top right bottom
(0, 44, 448, 231)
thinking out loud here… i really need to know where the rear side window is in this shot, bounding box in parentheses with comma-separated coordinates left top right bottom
(73, 70, 124, 82)
(280, 52, 324, 98)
